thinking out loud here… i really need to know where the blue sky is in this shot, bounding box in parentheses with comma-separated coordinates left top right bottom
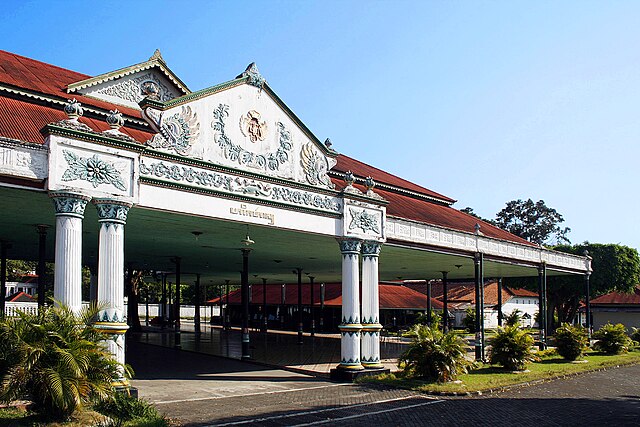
(2, 1, 639, 250)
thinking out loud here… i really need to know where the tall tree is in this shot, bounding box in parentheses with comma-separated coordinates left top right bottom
(495, 199, 571, 245)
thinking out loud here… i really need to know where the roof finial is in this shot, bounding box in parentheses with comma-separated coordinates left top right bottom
(237, 62, 265, 88)
(63, 98, 83, 121)
(149, 49, 164, 62)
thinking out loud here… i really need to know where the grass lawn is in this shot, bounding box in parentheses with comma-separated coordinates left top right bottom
(359, 349, 640, 394)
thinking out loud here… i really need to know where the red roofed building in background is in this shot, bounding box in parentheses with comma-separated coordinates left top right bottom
(585, 285, 640, 330)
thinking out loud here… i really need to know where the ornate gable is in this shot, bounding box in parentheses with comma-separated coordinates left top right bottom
(67, 50, 188, 110)
(140, 64, 337, 190)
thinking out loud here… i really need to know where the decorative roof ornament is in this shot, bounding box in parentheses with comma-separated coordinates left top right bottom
(63, 98, 83, 120)
(149, 49, 164, 62)
(103, 109, 134, 141)
(324, 138, 333, 149)
(364, 176, 375, 192)
(237, 62, 266, 88)
(342, 170, 362, 195)
(54, 98, 93, 132)
(474, 223, 484, 236)
(106, 110, 124, 130)
(141, 80, 160, 100)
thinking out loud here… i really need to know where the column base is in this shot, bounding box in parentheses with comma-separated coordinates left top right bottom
(330, 367, 389, 382)
(362, 362, 385, 369)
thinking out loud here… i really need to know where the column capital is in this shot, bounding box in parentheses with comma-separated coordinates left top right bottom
(93, 199, 132, 224)
(337, 238, 361, 254)
(49, 191, 91, 218)
(361, 240, 382, 257)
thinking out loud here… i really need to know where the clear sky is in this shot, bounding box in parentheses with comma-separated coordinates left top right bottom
(2, 1, 639, 250)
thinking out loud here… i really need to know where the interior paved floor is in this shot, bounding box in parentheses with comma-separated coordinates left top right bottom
(130, 322, 405, 375)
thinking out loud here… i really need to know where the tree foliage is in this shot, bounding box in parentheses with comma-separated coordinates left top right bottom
(495, 199, 571, 245)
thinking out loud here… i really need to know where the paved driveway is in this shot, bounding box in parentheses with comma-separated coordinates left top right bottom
(129, 342, 640, 426)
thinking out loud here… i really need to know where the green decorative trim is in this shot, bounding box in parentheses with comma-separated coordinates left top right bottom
(93, 199, 132, 224)
(43, 124, 146, 152)
(212, 103, 293, 172)
(362, 241, 382, 257)
(342, 315, 359, 324)
(139, 78, 246, 110)
(349, 208, 380, 234)
(338, 324, 362, 332)
(141, 149, 341, 196)
(61, 150, 126, 191)
(338, 239, 361, 254)
(361, 356, 381, 363)
(139, 160, 341, 213)
(49, 192, 90, 218)
(140, 176, 341, 218)
(340, 357, 361, 364)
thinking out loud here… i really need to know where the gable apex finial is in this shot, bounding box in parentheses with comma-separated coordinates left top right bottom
(237, 62, 265, 88)
(149, 49, 164, 62)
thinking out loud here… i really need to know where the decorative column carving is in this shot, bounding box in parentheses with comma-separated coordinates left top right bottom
(337, 238, 363, 371)
(92, 198, 132, 387)
(50, 191, 90, 313)
(361, 241, 383, 369)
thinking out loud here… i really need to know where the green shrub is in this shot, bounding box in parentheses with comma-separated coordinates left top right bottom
(462, 307, 476, 332)
(489, 326, 537, 371)
(94, 392, 166, 427)
(593, 323, 632, 355)
(399, 324, 472, 383)
(504, 309, 523, 327)
(630, 327, 640, 343)
(0, 304, 130, 420)
(414, 310, 442, 329)
(553, 323, 589, 361)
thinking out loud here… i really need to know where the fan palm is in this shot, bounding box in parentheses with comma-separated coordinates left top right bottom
(0, 303, 130, 420)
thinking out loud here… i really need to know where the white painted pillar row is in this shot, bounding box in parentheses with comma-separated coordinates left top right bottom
(50, 191, 90, 313)
(361, 241, 383, 369)
(92, 198, 132, 386)
(337, 238, 363, 371)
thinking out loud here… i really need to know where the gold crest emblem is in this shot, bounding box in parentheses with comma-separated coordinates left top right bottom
(239, 110, 268, 143)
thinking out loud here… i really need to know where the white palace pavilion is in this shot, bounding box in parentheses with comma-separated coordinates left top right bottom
(0, 49, 591, 383)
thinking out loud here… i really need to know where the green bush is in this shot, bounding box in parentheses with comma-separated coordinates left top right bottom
(414, 310, 442, 329)
(489, 326, 537, 371)
(504, 309, 523, 327)
(0, 304, 130, 420)
(593, 323, 633, 355)
(553, 323, 589, 361)
(462, 307, 476, 332)
(399, 324, 472, 383)
(94, 392, 166, 427)
(630, 327, 640, 343)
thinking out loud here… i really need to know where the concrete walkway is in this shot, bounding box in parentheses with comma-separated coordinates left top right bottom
(130, 322, 405, 375)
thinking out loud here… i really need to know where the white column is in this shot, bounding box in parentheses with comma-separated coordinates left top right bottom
(92, 198, 132, 387)
(361, 241, 383, 369)
(50, 191, 90, 313)
(337, 238, 363, 371)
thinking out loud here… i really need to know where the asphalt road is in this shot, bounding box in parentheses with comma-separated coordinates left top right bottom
(129, 341, 640, 426)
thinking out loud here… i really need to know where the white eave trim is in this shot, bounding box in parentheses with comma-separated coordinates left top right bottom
(386, 215, 591, 273)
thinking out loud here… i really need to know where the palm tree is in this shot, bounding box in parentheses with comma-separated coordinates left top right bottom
(399, 324, 471, 382)
(0, 303, 130, 420)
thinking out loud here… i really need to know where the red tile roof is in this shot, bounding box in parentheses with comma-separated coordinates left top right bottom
(591, 285, 640, 305)
(334, 155, 455, 204)
(405, 280, 538, 306)
(0, 96, 153, 144)
(6, 291, 34, 303)
(0, 50, 142, 119)
(207, 283, 442, 310)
